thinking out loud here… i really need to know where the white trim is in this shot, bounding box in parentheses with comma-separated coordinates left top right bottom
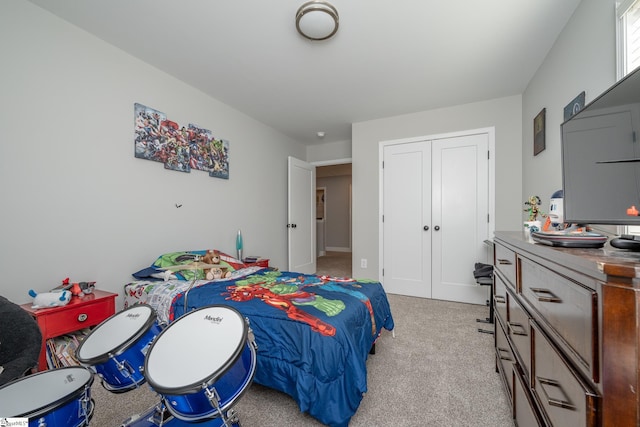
(378, 127, 496, 282)
(325, 246, 351, 252)
(310, 157, 352, 166)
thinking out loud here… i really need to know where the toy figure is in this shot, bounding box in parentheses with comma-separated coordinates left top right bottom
(524, 195, 546, 221)
(28, 289, 72, 309)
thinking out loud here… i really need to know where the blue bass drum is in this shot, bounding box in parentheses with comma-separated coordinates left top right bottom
(76, 304, 162, 392)
(0, 366, 94, 427)
(144, 305, 257, 422)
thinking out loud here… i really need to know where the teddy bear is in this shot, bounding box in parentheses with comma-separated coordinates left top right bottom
(205, 266, 232, 281)
(201, 249, 221, 265)
(28, 289, 72, 309)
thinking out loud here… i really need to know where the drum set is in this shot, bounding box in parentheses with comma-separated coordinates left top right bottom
(0, 304, 257, 427)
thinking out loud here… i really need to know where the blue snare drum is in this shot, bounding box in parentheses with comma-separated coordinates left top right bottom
(144, 305, 256, 422)
(76, 304, 162, 392)
(0, 366, 94, 427)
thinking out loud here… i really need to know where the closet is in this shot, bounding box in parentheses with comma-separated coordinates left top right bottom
(381, 129, 491, 304)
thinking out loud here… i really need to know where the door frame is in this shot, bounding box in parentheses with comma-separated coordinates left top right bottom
(378, 127, 495, 282)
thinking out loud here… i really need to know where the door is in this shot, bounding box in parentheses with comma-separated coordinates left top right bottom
(431, 133, 489, 304)
(382, 131, 489, 304)
(288, 156, 316, 273)
(382, 141, 432, 298)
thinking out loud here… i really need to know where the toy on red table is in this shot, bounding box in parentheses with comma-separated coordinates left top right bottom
(28, 289, 72, 309)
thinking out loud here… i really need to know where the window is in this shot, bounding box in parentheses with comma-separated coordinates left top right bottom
(617, 0, 640, 78)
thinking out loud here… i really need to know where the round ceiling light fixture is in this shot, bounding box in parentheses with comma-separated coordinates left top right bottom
(296, 1, 339, 41)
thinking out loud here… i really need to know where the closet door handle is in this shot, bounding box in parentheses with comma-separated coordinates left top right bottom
(497, 259, 512, 265)
(423, 226, 429, 231)
(434, 226, 440, 231)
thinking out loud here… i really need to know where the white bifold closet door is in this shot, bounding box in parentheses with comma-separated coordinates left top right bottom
(382, 132, 489, 304)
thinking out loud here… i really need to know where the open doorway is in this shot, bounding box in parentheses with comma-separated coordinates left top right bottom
(315, 163, 352, 276)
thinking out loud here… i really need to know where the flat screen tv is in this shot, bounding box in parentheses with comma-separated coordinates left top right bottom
(561, 66, 640, 227)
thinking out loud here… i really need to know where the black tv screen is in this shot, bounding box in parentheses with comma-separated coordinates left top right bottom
(561, 67, 640, 226)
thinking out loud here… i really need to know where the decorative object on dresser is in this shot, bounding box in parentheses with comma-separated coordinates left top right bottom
(493, 231, 640, 427)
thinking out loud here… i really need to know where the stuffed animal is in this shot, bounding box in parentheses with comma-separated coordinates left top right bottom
(201, 249, 221, 265)
(205, 266, 231, 281)
(28, 289, 72, 309)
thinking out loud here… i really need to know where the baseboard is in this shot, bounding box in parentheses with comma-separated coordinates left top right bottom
(317, 250, 326, 257)
(325, 247, 351, 252)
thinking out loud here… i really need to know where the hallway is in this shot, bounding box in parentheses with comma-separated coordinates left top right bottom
(316, 251, 351, 277)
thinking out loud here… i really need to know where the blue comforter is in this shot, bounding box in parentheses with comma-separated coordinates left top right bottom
(169, 269, 394, 427)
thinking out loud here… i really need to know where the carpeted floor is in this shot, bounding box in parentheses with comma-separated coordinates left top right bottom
(315, 251, 352, 277)
(89, 279, 513, 426)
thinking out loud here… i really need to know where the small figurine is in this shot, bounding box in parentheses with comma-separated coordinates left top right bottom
(524, 195, 546, 222)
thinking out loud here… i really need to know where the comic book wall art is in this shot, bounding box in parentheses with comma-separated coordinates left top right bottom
(134, 103, 229, 179)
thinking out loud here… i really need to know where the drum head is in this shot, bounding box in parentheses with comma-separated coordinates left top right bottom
(77, 304, 156, 364)
(145, 305, 246, 394)
(0, 367, 93, 417)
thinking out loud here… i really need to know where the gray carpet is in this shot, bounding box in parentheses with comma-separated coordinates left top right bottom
(89, 293, 513, 426)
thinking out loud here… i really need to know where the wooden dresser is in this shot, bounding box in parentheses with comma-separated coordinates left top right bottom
(492, 231, 640, 427)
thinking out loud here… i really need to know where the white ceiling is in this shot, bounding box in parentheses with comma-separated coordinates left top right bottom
(26, 0, 582, 145)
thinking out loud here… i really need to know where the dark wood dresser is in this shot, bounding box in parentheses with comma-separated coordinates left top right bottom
(492, 231, 640, 427)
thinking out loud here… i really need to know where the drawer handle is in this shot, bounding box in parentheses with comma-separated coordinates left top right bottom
(494, 295, 506, 304)
(78, 313, 88, 322)
(497, 347, 512, 361)
(496, 259, 512, 265)
(507, 321, 528, 336)
(537, 376, 576, 410)
(530, 287, 562, 303)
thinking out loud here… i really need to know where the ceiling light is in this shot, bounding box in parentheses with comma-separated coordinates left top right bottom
(317, 131, 326, 138)
(296, 1, 339, 41)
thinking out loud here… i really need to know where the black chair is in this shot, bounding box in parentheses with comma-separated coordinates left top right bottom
(0, 296, 42, 386)
(473, 263, 494, 334)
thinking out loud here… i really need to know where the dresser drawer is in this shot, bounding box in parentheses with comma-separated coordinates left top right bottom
(532, 322, 599, 427)
(496, 319, 514, 401)
(40, 299, 115, 337)
(513, 364, 548, 427)
(494, 243, 517, 289)
(494, 273, 508, 327)
(520, 257, 597, 382)
(507, 288, 531, 380)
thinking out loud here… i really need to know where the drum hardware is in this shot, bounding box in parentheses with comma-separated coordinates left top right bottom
(203, 386, 229, 426)
(121, 403, 241, 427)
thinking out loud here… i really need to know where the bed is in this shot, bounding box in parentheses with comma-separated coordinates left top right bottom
(123, 250, 395, 427)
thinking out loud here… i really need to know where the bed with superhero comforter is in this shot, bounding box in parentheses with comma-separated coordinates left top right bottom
(123, 250, 395, 427)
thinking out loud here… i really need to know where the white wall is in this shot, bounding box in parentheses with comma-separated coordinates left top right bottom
(316, 175, 351, 250)
(307, 140, 352, 164)
(352, 95, 523, 279)
(0, 1, 305, 305)
(522, 0, 616, 217)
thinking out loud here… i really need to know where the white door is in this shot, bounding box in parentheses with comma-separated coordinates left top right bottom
(431, 133, 489, 304)
(382, 141, 432, 298)
(287, 157, 316, 273)
(382, 131, 489, 304)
